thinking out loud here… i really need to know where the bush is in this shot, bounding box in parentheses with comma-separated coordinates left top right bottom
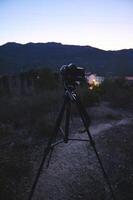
(78, 84, 102, 107)
(101, 78, 133, 107)
(33, 68, 59, 91)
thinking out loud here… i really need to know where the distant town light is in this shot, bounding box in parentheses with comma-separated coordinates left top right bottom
(36, 75, 40, 79)
(87, 74, 100, 90)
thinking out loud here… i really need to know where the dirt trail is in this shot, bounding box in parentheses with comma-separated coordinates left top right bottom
(90, 117, 133, 135)
(33, 133, 105, 200)
(31, 103, 133, 200)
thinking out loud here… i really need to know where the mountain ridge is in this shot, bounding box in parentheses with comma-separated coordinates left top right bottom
(0, 42, 133, 75)
(1, 42, 133, 51)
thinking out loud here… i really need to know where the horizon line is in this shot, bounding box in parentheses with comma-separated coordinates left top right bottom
(0, 41, 133, 51)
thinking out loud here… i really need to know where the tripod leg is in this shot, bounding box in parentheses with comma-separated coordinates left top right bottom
(28, 99, 66, 200)
(46, 146, 54, 168)
(75, 96, 116, 200)
(64, 99, 71, 143)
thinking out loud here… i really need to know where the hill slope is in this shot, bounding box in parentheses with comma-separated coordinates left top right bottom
(0, 42, 133, 75)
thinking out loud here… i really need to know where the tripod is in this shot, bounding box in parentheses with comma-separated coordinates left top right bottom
(28, 87, 116, 200)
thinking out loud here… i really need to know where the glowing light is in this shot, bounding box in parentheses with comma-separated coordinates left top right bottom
(87, 74, 100, 90)
(36, 75, 40, 79)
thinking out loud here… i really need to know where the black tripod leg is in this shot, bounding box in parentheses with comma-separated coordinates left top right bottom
(28, 99, 66, 200)
(75, 97, 116, 200)
(46, 146, 54, 168)
(64, 99, 71, 143)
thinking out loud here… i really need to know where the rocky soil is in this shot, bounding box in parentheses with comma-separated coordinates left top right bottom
(0, 102, 133, 200)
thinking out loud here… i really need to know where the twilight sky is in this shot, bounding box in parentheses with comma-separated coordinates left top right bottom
(0, 0, 133, 50)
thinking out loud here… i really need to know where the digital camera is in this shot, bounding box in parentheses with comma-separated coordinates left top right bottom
(60, 63, 85, 86)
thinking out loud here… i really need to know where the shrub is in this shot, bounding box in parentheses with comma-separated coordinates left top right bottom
(78, 84, 102, 107)
(101, 78, 133, 107)
(33, 68, 59, 91)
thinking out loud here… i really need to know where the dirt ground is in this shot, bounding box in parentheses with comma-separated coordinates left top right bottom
(32, 102, 133, 200)
(1, 102, 133, 200)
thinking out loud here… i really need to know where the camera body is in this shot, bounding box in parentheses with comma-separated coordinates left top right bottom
(60, 63, 85, 86)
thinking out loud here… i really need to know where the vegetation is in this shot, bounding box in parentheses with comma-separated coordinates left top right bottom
(100, 78, 133, 107)
(0, 69, 62, 199)
(79, 77, 133, 108)
(0, 68, 133, 199)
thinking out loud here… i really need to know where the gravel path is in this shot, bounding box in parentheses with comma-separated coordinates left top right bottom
(33, 132, 106, 200)
(31, 104, 133, 200)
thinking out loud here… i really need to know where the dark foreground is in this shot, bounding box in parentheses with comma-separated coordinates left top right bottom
(33, 121, 133, 200)
(0, 103, 133, 200)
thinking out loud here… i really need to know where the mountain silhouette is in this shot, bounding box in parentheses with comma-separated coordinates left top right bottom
(0, 42, 133, 75)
